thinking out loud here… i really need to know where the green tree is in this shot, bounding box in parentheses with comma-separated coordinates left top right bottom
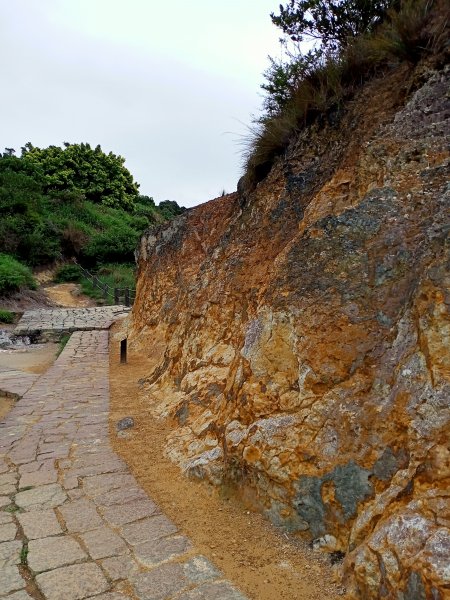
(261, 0, 393, 115)
(21, 142, 139, 211)
(271, 0, 393, 51)
(158, 200, 186, 218)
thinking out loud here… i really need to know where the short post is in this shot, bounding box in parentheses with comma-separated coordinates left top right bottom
(103, 284, 108, 302)
(120, 338, 127, 364)
(114, 288, 120, 304)
(124, 288, 130, 307)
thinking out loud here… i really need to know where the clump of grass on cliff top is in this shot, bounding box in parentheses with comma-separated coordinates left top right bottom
(243, 0, 446, 193)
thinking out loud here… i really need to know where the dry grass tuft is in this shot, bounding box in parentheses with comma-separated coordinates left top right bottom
(242, 0, 448, 195)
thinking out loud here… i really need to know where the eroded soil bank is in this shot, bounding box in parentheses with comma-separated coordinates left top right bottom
(0, 339, 58, 420)
(0, 341, 58, 374)
(109, 320, 341, 600)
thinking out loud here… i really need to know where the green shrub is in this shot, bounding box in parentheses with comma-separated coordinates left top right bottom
(82, 228, 140, 264)
(271, 0, 392, 51)
(0, 254, 36, 294)
(0, 309, 15, 323)
(54, 264, 83, 283)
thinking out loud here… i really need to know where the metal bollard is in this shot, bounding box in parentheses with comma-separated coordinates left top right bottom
(124, 288, 130, 307)
(120, 338, 127, 364)
(114, 288, 120, 304)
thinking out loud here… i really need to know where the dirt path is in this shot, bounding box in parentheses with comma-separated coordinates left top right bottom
(0, 281, 94, 312)
(109, 322, 341, 600)
(43, 283, 96, 308)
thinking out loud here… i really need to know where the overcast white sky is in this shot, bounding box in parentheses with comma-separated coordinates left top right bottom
(1, 1, 282, 207)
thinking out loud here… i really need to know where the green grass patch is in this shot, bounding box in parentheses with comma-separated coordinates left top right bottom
(20, 542, 29, 565)
(4, 504, 23, 513)
(0, 254, 36, 295)
(80, 263, 136, 305)
(57, 333, 71, 357)
(0, 309, 15, 323)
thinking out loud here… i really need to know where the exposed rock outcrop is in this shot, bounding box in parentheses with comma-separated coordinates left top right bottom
(130, 58, 450, 598)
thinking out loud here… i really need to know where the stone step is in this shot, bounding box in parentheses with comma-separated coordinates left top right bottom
(14, 306, 131, 338)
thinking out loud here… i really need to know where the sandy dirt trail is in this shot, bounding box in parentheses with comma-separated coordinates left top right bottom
(43, 283, 96, 308)
(109, 321, 341, 600)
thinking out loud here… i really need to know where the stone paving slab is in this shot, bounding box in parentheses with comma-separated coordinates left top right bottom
(17, 509, 62, 539)
(14, 306, 131, 336)
(27, 535, 87, 572)
(36, 563, 110, 600)
(0, 315, 248, 600)
(7, 592, 34, 600)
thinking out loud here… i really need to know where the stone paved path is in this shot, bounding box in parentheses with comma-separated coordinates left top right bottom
(14, 307, 131, 337)
(0, 317, 246, 599)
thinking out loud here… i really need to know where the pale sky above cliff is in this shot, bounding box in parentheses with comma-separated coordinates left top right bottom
(1, 1, 282, 207)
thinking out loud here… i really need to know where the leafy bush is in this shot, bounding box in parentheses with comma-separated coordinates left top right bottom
(0, 254, 36, 294)
(0, 160, 60, 264)
(158, 200, 186, 219)
(82, 227, 140, 264)
(0, 309, 15, 323)
(54, 264, 83, 283)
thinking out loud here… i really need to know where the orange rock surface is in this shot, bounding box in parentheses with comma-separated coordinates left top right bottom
(130, 60, 450, 598)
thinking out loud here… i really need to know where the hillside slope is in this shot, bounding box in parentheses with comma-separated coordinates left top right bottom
(129, 56, 449, 598)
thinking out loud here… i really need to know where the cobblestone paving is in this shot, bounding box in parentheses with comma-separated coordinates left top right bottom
(0, 327, 246, 600)
(14, 307, 131, 337)
(0, 367, 39, 399)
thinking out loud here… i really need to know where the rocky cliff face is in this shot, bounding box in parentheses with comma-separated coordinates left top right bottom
(130, 59, 450, 598)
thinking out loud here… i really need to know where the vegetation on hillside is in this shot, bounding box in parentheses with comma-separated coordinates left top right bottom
(54, 262, 137, 303)
(0, 144, 185, 298)
(0, 254, 36, 295)
(243, 0, 448, 191)
(0, 309, 16, 324)
(18, 142, 139, 210)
